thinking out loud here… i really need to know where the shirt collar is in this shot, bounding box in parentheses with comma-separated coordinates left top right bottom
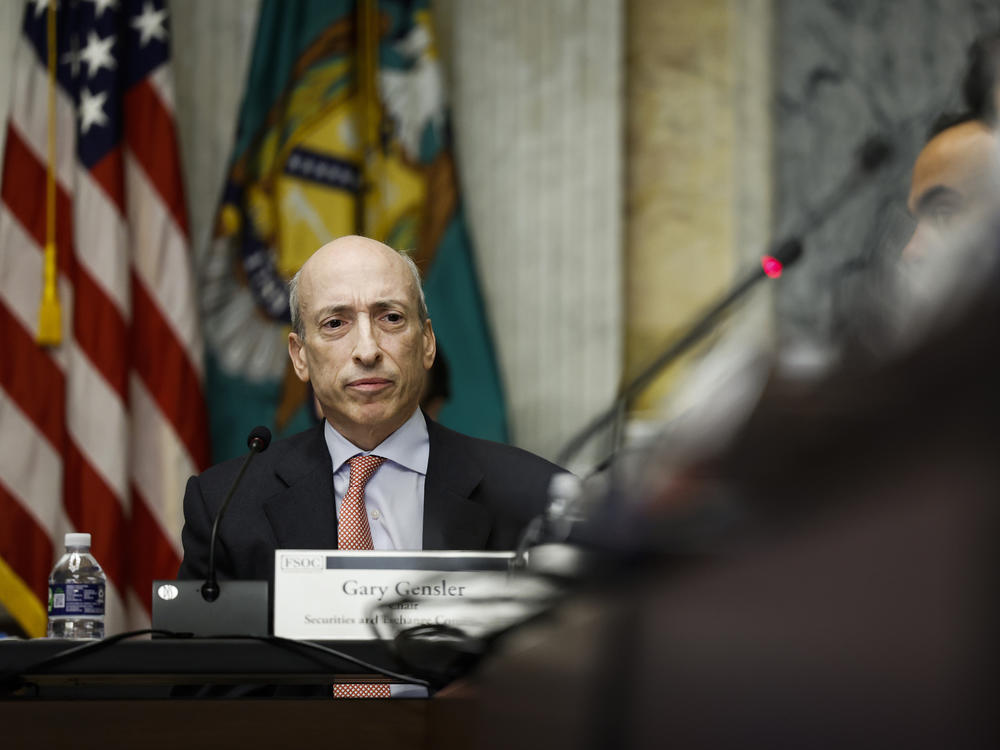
(324, 408, 430, 475)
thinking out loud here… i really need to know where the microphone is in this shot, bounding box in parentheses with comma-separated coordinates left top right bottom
(201, 426, 271, 602)
(556, 239, 804, 468)
(151, 426, 273, 637)
(556, 133, 894, 470)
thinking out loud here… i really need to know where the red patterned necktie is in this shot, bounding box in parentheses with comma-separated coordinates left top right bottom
(334, 454, 390, 699)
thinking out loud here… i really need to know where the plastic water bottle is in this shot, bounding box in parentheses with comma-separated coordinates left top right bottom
(47, 533, 106, 640)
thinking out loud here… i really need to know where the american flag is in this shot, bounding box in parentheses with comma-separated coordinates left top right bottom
(0, 0, 209, 636)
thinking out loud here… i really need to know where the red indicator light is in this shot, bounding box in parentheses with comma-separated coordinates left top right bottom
(761, 256, 783, 278)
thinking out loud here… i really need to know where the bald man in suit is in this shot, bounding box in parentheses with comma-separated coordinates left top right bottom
(178, 235, 561, 583)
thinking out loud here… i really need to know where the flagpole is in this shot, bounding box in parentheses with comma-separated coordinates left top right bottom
(356, 0, 381, 236)
(38, 0, 62, 346)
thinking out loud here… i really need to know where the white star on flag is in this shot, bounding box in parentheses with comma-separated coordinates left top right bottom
(79, 86, 109, 133)
(86, 0, 119, 18)
(131, 1, 168, 47)
(80, 30, 117, 79)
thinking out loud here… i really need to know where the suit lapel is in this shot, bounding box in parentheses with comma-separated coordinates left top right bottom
(422, 417, 492, 550)
(262, 424, 339, 550)
(260, 418, 493, 552)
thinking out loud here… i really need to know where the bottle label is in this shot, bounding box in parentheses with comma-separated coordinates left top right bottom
(48, 583, 105, 617)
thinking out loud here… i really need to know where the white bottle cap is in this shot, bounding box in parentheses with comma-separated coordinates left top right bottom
(65, 532, 91, 548)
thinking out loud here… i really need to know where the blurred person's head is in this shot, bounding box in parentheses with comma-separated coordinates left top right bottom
(902, 30, 1000, 263)
(902, 119, 1000, 262)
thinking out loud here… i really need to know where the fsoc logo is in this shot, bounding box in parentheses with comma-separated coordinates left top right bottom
(280, 554, 325, 572)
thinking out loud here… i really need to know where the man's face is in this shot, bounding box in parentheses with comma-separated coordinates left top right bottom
(904, 120, 1000, 261)
(288, 237, 436, 451)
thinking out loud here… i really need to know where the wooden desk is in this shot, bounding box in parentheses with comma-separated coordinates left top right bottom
(0, 638, 474, 749)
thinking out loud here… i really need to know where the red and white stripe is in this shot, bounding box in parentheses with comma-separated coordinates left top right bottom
(0, 9, 209, 636)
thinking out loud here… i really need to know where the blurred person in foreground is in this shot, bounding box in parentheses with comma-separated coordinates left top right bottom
(178, 235, 560, 584)
(471, 159, 1000, 750)
(463, 38, 1000, 750)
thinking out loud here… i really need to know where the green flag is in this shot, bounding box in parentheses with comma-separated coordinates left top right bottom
(201, 0, 507, 461)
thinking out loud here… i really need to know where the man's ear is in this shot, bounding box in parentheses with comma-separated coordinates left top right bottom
(288, 332, 310, 383)
(422, 319, 437, 370)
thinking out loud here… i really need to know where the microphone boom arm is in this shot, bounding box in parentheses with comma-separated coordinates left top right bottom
(201, 428, 271, 602)
(556, 239, 802, 468)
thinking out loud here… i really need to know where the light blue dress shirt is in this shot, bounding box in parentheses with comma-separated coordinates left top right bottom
(325, 408, 429, 551)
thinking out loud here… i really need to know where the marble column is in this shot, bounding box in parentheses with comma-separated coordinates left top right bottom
(626, 0, 774, 420)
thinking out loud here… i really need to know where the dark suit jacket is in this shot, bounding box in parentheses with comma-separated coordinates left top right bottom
(177, 416, 563, 582)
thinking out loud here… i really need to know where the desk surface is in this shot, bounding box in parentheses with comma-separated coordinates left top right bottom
(0, 637, 414, 688)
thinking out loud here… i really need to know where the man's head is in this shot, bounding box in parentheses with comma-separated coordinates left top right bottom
(288, 235, 436, 450)
(902, 30, 1000, 262)
(902, 119, 1000, 261)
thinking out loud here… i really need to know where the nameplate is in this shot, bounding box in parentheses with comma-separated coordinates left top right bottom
(273, 550, 516, 641)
